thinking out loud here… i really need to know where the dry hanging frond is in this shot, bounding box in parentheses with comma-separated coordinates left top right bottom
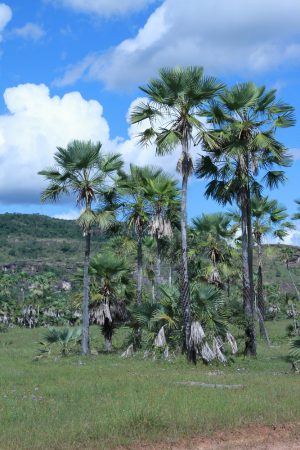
(201, 342, 215, 363)
(163, 219, 173, 239)
(190, 321, 205, 347)
(212, 337, 227, 363)
(150, 214, 164, 237)
(154, 326, 166, 348)
(208, 266, 222, 285)
(121, 344, 134, 358)
(150, 215, 173, 240)
(90, 302, 112, 325)
(163, 346, 169, 359)
(226, 332, 238, 354)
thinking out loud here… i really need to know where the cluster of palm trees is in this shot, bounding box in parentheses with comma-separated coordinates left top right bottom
(39, 66, 296, 361)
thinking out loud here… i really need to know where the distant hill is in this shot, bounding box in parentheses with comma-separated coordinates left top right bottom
(0, 213, 102, 273)
(0, 213, 299, 296)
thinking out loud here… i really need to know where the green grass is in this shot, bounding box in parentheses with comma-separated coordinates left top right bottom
(0, 321, 299, 450)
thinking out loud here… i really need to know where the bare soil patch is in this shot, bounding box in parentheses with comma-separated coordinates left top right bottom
(119, 423, 300, 450)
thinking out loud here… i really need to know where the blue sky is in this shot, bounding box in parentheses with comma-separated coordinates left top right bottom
(0, 0, 300, 242)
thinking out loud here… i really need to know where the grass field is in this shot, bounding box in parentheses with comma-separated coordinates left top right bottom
(0, 321, 299, 450)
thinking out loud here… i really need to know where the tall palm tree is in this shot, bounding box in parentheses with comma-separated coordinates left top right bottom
(144, 174, 180, 296)
(131, 66, 224, 361)
(39, 140, 123, 354)
(118, 165, 162, 305)
(196, 82, 295, 356)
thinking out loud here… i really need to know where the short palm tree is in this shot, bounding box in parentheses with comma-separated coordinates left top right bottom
(196, 82, 295, 356)
(131, 66, 224, 361)
(118, 164, 162, 305)
(39, 140, 123, 354)
(89, 253, 131, 351)
(144, 174, 180, 295)
(191, 213, 233, 287)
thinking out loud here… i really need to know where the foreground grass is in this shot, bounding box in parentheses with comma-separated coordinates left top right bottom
(0, 322, 299, 449)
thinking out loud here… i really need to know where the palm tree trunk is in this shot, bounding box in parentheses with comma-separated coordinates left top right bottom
(102, 318, 113, 352)
(137, 235, 143, 305)
(168, 265, 172, 288)
(82, 230, 91, 355)
(180, 163, 194, 362)
(241, 193, 256, 356)
(256, 234, 265, 319)
(256, 235, 270, 344)
(155, 235, 161, 298)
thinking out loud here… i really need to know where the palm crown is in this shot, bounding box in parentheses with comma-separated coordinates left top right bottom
(196, 82, 295, 203)
(39, 140, 123, 232)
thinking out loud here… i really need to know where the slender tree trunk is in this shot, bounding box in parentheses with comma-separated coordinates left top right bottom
(168, 265, 172, 288)
(180, 155, 194, 362)
(155, 235, 161, 299)
(256, 234, 265, 319)
(256, 304, 271, 346)
(156, 235, 161, 282)
(151, 281, 155, 303)
(82, 230, 91, 355)
(241, 194, 256, 357)
(246, 185, 257, 356)
(255, 229, 269, 344)
(137, 235, 143, 305)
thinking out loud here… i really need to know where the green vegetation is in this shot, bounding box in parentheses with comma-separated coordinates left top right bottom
(0, 65, 300, 448)
(0, 323, 299, 450)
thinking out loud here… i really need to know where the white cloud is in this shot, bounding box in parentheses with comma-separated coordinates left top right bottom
(0, 84, 110, 203)
(0, 3, 12, 40)
(54, 209, 80, 220)
(283, 224, 300, 247)
(56, 0, 300, 89)
(12, 23, 45, 41)
(0, 85, 181, 205)
(49, 0, 156, 17)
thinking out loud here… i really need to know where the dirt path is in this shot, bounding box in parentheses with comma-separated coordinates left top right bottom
(119, 423, 300, 449)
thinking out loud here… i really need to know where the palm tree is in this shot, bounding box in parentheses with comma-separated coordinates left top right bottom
(131, 66, 224, 361)
(229, 198, 293, 344)
(89, 253, 131, 351)
(191, 213, 233, 288)
(252, 197, 294, 319)
(39, 140, 123, 354)
(118, 165, 162, 305)
(144, 174, 180, 296)
(196, 82, 295, 356)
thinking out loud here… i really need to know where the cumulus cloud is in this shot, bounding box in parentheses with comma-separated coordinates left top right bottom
(49, 0, 156, 17)
(0, 3, 12, 40)
(12, 23, 45, 41)
(56, 0, 300, 89)
(0, 85, 181, 205)
(0, 84, 110, 203)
